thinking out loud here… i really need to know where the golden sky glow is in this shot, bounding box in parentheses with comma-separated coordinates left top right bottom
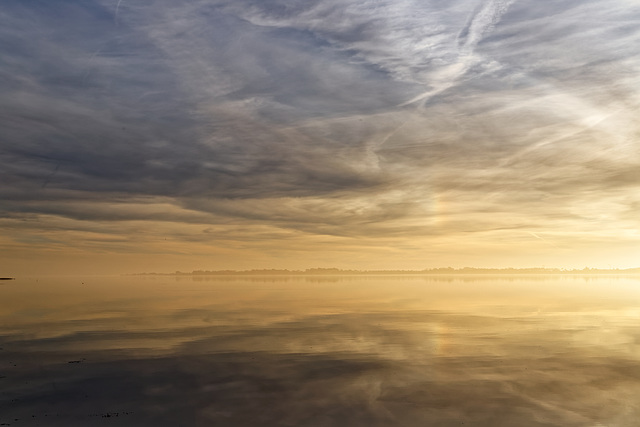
(2, 0, 640, 275)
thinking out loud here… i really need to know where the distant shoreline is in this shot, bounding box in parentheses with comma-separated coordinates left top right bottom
(130, 267, 640, 276)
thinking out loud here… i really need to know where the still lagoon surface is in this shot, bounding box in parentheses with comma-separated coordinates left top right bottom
(1, 275, 640, 426)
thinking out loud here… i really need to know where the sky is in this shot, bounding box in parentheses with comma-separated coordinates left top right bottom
(1, 0, 640, 275)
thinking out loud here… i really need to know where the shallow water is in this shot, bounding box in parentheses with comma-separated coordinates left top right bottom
(1, 275, 640, 426)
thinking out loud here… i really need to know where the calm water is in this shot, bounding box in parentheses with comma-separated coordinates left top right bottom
(1, 275, 640, 426)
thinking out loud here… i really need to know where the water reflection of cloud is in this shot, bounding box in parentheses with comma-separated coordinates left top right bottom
(2, 308, 640, 426)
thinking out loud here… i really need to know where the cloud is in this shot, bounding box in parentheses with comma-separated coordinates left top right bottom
(458, 0, 516, 51)
(1, 0, 640, 269)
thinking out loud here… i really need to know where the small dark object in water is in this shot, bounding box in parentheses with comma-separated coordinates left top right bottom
(0, 278, 15, 280)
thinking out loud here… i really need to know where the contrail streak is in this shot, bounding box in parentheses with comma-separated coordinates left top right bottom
(367, 0, 517, 168)
(399, 0, 516, 110)
(528, 232, 560, 248)
(115, 0, 124, 26)
(459, 0, 516, 52)
(385, 0, 517, 154)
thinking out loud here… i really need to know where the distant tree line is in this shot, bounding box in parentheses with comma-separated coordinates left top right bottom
(132, 267, 640, 276)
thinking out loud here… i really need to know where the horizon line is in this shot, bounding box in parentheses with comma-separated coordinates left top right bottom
(130, 267, 640, 276)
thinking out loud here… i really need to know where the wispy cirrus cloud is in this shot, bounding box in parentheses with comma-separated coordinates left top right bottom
(1, 0, 640, 272)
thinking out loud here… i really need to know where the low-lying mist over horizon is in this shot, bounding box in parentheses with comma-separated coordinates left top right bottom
(2, 0, 640, 275)
(132, 266, 640, 275)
